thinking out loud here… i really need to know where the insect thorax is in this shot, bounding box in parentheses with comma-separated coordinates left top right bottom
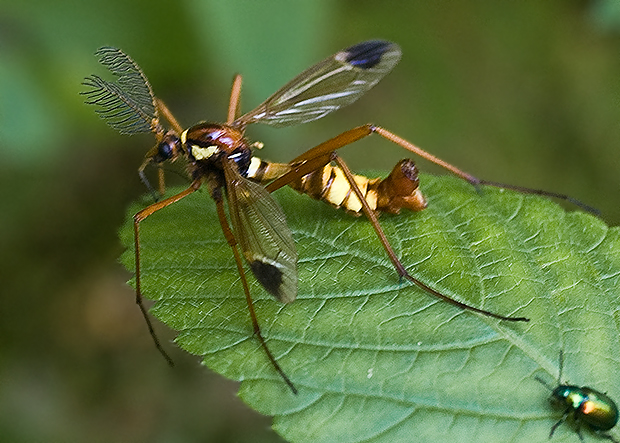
(182, 123, 253, 177)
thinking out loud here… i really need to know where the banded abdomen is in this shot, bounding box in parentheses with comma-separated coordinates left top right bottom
(247, 157, 427, 215)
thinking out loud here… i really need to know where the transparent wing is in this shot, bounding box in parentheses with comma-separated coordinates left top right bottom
(237, 40, 401, 128)
(223, 162, 298, 303)
(82, 47, 159, 135)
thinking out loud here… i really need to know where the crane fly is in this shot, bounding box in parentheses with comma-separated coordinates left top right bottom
(82, 40, 595, 394)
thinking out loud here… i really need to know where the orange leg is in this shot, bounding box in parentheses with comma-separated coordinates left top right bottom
(133, 180, 202, 366)
(213, 187, 297, 394)
(373, 126, 598, 214)
(155, 97, 183, 134)
(269, 124, 596, 214)
(135, 173, 297, 392)
(333, 153, 527, 321)
(227, 74, 243, 125)
(219, 160, 297, 393)
(268, 125, 529, 322)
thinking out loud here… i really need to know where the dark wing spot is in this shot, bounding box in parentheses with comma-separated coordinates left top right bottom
(343, 40, 393, 69)
(250, 260, 283, 298)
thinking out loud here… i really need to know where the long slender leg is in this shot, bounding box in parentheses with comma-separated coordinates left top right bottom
(212, 189, 297, 394)
(134, 175, 296, 392)
(371, 125, 598, 214)
(267, 126, 529, 321)
(157, 167, 166, 197)
(266, 126, 371, 193)
(549, 411, 570, 438)
(270, 124, 596, 214)
(133, 180, 202, 365)
(155, 97, 184, 134)
(227, 74, 243, 125)
(371, 126, 478, 183)
(474, 178, 599, 215)
(332, 153, 528, 321)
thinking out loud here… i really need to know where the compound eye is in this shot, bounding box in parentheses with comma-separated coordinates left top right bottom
(157, 141, 173, 160)
(154, 135, 180, 163)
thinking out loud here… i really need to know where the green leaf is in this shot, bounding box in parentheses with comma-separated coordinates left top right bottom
(119, 174, 620, 443)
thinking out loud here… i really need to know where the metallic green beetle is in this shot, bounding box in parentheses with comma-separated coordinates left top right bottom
(536, 351, 619, 443)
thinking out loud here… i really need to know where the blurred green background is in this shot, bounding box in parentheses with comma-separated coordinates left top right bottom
(2, 0, 620, 442)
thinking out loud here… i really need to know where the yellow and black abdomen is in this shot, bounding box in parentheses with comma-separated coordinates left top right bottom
(248, 156, 428, 215)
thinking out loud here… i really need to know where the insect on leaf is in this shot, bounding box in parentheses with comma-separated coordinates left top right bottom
(119, 174, 620, 443)
(81, 47, 158, 135)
